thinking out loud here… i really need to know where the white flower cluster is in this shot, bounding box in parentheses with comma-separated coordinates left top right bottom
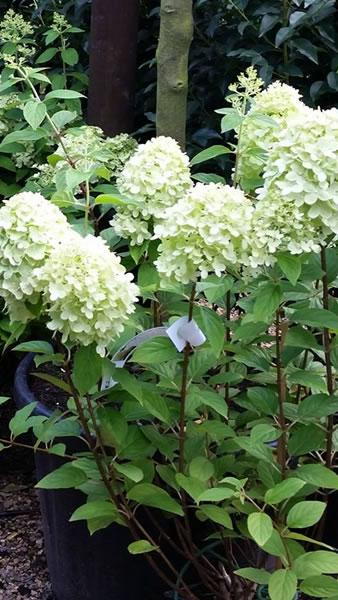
(56, 126, 137, 178)
(259, 107, 338, 233)
(155, 183, 253, 283)
(35, 235, 139, 356)
(237, 82, 305, 190)
(249, 192, 323, 268)
(0, 192, 139, 354)
(0, 192, 71, 322)
(111, 136, 192, 245)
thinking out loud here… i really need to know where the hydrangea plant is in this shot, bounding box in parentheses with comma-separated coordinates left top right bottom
(2, 67, 338, 600)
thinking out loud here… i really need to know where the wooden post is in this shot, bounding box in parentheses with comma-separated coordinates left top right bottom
(87, 0, 139, 136)
(156, 0, 194, 149)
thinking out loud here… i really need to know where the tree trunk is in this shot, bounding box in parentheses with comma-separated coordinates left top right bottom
(87, 0, 139, 136)
(156, 0, 194, 149)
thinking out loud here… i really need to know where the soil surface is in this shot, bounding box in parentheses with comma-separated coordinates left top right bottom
(0, 471, 54, 600)
(0, 354, 53, 600)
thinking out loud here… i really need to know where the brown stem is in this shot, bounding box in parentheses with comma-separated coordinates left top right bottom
(64, 357, 195, 596)
(275, 310, 287, 479)
(178, 284, 196, 473)
(320, 246, 335, 468)
(0, 437, 74, 460)
(225, 290, 231, 406)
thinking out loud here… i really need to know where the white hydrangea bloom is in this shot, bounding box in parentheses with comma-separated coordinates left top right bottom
(56, 127, 137, 178)
(111, 136, 192, 245)
(238, 82, 305, 189)
(35, 234, 139, 356)
(249, 191, 323, 268)
(0, 192, 71, 322)
(258, 107, 338, 234)
(154, 182, 253, 284)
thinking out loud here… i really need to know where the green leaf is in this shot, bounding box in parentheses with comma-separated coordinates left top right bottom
(142, 390, 171, 424)
(233, 321, 267, 343)
(294, 551, 338, 579)
(51, 110, 77, 129)
(235, 437, 273, 464)
(190, 388, 228, 418)
(277, 253, 302, 286)
(189, 456, 214, 481)
(132, 337, 178, 364)
(49, 443, 66, 457)
(175, 473, 206, 501)
(288, 370, 326, 392)
(190, 145, 231, 166)
(300, 575, 338, 597)
(247, 387, 278, 415)
(200, 307, 225, 357)
(192, 172, 226, 184)
(265, 478, 305, 505)
(9, 402, 37, 437)
(294, 38, 318, 64)
(268, 569, 297, 600)
(138, 263, 160, 292)
(253, 283, 282, 322)
(70, 500, 119, 521)
(292, 308, 338, 331)
(235, 568, 271, 585)
(298, 394, 338, 419)
(295, 464, 338, 490)
(198, 487, 235, 503)
(31, 372, 71, 394)
(287, 501, 326, 529)
(285, 326, 321, 350)
(36, 47, 59, 63)
(247, 512, 273, 546)
(72, 344, 102, 395)
(128, 540, 158, 555)
(23, 100, 47, 130)
(111, 368, 143, 401)
(261, 529, 286, 558)
(259, 14, 280, 36)
(196, 275, 234, 303)
(61, 47, 79, 66)
(221, 112, 243, 132)
(97, 407, 128, 447)
(45, 89, 85, 100)
(0, 396, 10, 406)
(275, 26, 293, 47)
(288, 424, 325, 455)
(95, 194, 130, 206)
(0, 128, 46, 147)
(87, 516, 116, 535)
(36, 463, 87, 489)
(127, 483, 184, 516)
(114, 463, 144, 483)
(44, 30, 59, 45)
(13, 340, 54, 354)
(199, 505, 233, 529)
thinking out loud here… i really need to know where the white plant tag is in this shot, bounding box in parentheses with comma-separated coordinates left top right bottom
(101, 359, 126, 390)
(166, 316, 206, 352)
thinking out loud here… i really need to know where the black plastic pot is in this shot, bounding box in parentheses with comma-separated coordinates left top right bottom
(14, 354, 164, 600)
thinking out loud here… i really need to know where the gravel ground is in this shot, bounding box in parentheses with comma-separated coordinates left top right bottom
(0, 471, 53, 600)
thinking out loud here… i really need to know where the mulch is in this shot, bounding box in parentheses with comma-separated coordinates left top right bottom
(0, 471, 53, 600)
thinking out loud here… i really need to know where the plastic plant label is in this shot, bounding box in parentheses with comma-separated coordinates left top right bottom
(166, 316, 206, 352)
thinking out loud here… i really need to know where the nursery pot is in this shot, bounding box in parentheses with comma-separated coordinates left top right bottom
(13, 353, 164, 600)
